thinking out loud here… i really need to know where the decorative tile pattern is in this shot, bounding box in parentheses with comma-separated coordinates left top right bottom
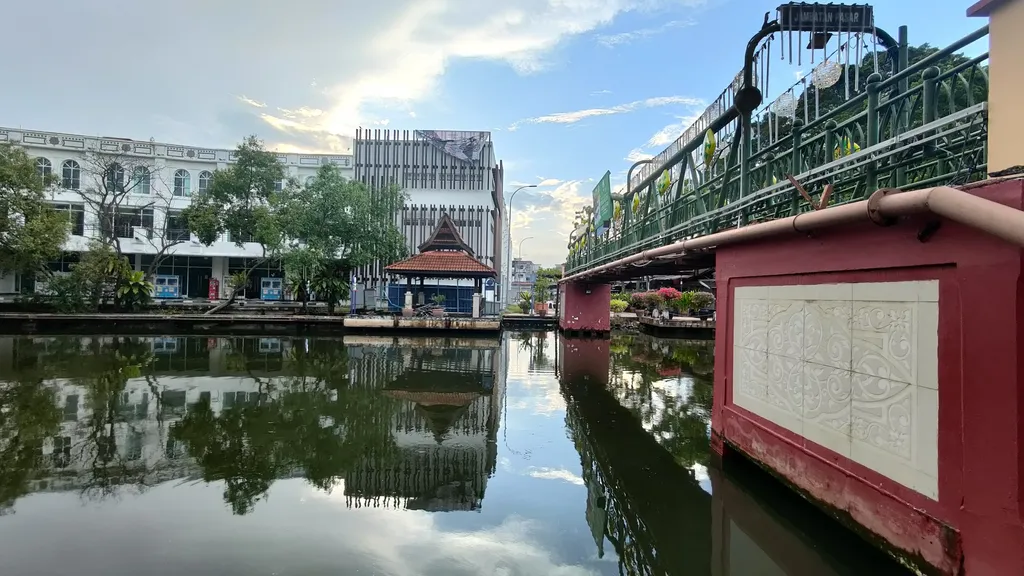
(731, 281, 939, 499)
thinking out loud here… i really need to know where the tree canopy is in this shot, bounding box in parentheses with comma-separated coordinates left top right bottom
(0, 144, 69, 276)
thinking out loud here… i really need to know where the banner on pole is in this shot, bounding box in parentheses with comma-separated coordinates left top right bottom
(592, 171, 613, 236)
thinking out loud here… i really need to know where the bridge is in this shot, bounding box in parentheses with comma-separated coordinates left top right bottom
(564, 10, 989, 282)
(556, 2, 1024, 574)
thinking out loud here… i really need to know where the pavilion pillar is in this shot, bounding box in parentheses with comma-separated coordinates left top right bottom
(404, 277, 413, 314)
(418, 277, 425, 305)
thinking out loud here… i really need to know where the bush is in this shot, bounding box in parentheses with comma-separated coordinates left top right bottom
(690, 291, 715, 309)
(610, 299, 628, 313)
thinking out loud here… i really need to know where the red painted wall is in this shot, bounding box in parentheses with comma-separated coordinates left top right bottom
(712, 180, 1024, 575)
(558, 281, 611, 332)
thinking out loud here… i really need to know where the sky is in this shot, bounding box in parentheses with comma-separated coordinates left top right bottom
(1, 0, 983, 267)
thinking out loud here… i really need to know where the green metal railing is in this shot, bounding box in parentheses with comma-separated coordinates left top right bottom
(566, 26, 989, 275)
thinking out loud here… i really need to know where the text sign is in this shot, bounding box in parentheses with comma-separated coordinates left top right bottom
(778, 3, 874, 32)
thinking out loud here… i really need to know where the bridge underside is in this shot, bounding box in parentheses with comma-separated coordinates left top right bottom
(572, 252, 715, 284)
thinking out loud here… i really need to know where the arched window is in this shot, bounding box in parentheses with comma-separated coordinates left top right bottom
(173, 169, 191, 197)
(274, 179, 285, 192)
(197, 170, 213, 194)
(104, 162, 125, 192)
(132, 166, 151, 195)
(305, 176, 315, 186)
(61, 160, 81, 190)
(35, 158, 52, 181)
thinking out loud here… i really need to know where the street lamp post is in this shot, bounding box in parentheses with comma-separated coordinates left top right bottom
(505, 184, 537, 303)
(518, 236, 533, 261)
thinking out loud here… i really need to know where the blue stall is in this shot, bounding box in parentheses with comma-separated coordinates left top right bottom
(261, 278, 283, 301)
(153, 275, 180, 299)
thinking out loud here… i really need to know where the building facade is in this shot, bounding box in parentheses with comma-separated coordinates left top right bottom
(511, 258, 539, 297)
(352, 128, 507, 308)
(0, 125, 507, 304)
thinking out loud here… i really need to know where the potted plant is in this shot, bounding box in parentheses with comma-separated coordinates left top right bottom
(690, 291, 715, 319)
(430, 293, 446, 316)
(517, 292, 532, 314)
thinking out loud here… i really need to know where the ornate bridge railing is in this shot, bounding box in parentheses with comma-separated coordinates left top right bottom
(566, 25, 989, 276)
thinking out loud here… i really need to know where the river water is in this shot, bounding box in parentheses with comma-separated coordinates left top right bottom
(0, 332, 910, 575)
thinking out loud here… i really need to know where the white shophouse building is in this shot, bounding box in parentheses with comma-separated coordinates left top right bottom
(0, 126, 354, 299)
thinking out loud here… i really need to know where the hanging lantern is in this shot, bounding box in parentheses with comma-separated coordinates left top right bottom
(632, 195, 641, 214)
(657, 170, 672, 195)
(613, 201, 622, 221)
(703, 129, 716, 167)
(772, 91, 798, 118)
(812, 59, 843, 90)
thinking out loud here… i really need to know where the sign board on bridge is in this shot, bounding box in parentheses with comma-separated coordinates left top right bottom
(592, 170, 613, 236)
(777, 3, 874, 32)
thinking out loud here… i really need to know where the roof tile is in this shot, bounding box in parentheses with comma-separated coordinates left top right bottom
(385, 250, 496, 276)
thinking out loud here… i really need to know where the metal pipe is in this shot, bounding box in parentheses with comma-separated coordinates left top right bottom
(561, 185, 1024, 283)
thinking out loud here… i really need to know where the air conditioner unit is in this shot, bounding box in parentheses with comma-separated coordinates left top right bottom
(132, 226, 153, 242)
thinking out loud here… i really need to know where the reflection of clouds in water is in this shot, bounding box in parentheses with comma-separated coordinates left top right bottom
(310, 486, 598, 575)
(692, 464, 713, 495)
(1, 480, 599, 576)
(506, 374, 566, 417)
(527, 467, 585, 486)
(613, 373, 696, 434)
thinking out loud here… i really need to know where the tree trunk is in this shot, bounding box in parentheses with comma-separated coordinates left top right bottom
(205, 285, 242, 315)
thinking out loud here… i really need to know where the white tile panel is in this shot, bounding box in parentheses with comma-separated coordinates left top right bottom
(730, 280, 940, 500)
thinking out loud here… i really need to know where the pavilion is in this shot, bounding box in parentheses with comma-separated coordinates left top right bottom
(385, 214, 497, 316)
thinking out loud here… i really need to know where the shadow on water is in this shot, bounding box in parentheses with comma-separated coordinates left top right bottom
(560, 333, 911, 576)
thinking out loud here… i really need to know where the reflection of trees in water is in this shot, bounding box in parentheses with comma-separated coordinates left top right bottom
(1, 337, 166, 505)
(562, 369, 713, 576)
(608, 334, 714, 469)
(513, 331, 552, 372)
(0, 336, 499, 516)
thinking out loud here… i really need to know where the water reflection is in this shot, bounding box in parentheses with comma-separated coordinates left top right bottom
(562, 333, 909, 576)
(0, 332, 909, 575)
(0, 335, 503, 517)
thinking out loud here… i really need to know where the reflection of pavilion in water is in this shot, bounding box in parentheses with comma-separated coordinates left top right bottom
(342, 336, 506, 512)
(0, 335, 506, 514)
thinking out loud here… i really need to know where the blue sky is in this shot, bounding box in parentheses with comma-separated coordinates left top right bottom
(1, 0, 984, 266)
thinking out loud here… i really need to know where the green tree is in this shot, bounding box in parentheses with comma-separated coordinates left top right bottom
(0, 144, 70, 278)
(181, 136, 286, 314)
(278, 163, 407, 313)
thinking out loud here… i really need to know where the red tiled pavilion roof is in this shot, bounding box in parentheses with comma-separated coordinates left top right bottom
(385, 250, 496, 278)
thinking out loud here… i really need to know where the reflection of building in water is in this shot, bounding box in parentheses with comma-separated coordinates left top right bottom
(0, 335, 505, 514)
(342, 336, 506, 511)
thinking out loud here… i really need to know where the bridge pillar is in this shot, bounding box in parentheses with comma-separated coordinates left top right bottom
(712, 179, 1024, 575)
(558, 281, 611, 333)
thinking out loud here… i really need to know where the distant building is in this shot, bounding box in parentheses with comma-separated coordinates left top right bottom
(511, 258, 539, 296)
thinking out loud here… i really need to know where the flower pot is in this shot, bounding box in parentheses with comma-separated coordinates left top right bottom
(431, 307, 445, 317)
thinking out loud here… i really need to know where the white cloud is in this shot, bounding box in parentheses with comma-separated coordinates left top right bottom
(595, 19, 694, 47)
(590, 89, 612, 96)
(625, 148, 654, 162)
(508, 95, 702, 130)
(237, 96, 267, 109)
(537, 178, 562, 186)
(1, 0, 706, 153)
